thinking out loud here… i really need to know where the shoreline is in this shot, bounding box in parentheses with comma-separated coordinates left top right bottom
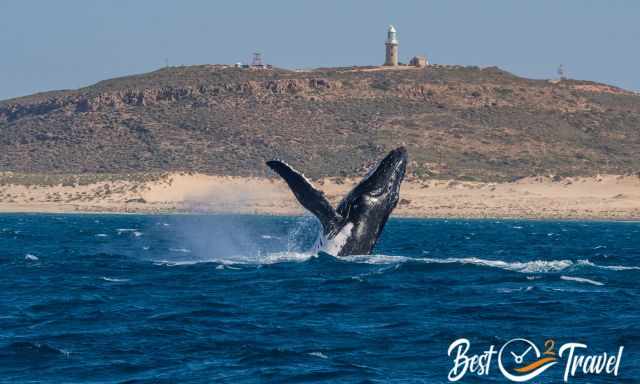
(0, 209, 639, 223)
(1, 173, 639, 221)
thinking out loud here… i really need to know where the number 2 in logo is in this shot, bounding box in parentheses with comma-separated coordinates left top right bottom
(544, 339, 555, 356)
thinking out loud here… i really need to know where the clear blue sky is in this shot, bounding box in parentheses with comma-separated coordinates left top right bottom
(1, 0, 638, 100)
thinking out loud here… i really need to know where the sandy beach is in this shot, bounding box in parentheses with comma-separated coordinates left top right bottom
(0, 172, 638, 220)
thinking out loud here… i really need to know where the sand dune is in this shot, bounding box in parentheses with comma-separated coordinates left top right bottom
(0, 173, 639, 220)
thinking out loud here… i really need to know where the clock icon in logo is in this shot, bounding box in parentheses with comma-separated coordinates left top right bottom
(498, 338, 557, 382)
(511, 345, 533, 364)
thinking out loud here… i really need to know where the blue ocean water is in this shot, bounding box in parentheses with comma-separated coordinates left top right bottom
(0, 214, 638, 383)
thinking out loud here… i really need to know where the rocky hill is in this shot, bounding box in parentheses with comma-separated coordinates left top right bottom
(1, 64, 639, 181)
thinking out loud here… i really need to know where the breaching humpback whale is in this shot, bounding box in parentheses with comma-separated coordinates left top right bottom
(267, 147, 407, 256)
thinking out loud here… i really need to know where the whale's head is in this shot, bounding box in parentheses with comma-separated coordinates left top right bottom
(362, 146, 407, 204)
(340, 146, 408, 216)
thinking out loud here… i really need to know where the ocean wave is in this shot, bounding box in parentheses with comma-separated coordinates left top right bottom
(342, 255, 640, 274)
(308, 351, 328, 359)
(116, 228, 137, 233)
(260, 251, 316, 264)
(560, 275, 605, 286)
(575, 259, 640, 271)
(149, 251, 639, 274)
(154, 251, 315, 266)
(0, 341, 70, 358)
(497, 286, 534, 293)
(342, 255, 574, 273)
(215, 264, 241, 270)
(100, 276, 130, 282)
(169, 247, 191, 253)
(340, 254, 412, 265)
(154, 260, 201, 266)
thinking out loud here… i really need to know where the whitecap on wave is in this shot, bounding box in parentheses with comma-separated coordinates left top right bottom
(169, 248, 191, 253)
(215, 264, 241, 270)
(575, 259, 640, 271)
(308, 351, 328, 359)
(560, 275, 605, 286)
(153, 251, 315, 267)
(148, 251, 639, 274)
(101, 276, 130, 282)
(116, 228, 138, 234)
(341, 255, 572, 273)
(339, 255, 638, 274)
(497, 286, 534, 293)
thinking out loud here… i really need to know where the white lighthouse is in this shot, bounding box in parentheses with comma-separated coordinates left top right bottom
(384, 25, 399, 66)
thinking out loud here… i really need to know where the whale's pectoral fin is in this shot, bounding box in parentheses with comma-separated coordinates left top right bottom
(266, 160, 340, 231)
